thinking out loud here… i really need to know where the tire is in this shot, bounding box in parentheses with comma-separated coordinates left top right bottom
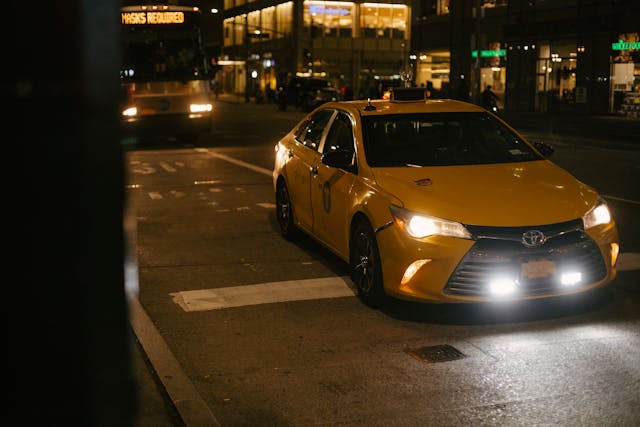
(275, 180, 298, 240)
(350, 220, 386, 307)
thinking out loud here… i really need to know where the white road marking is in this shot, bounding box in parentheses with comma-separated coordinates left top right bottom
(194, 180, 222, 185)
(159, 161, 177, 172)
(148, 192, 163, 200)
(618, 252, 640, 271)
(132, 166, 156, 175)
(603, 195, 640, 205)
(257, 202, 276, 209)
(170, 276, 355, 312)
(170, 253, 639, 313)
(203, 150, 272, 177)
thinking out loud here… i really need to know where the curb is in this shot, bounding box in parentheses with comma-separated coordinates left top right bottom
(129, 296, 221, 427)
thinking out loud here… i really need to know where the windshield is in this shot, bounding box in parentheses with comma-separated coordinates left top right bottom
(120, 27, 208, 82)
(362, 112, 542, 167)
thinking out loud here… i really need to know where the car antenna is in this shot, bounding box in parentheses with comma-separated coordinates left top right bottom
(364, 98, 376, 111)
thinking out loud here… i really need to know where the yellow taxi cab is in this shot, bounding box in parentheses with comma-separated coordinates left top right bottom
(272, 87, 619, 307)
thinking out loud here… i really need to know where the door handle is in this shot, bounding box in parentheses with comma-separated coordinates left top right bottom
(311, 166, 318, 176)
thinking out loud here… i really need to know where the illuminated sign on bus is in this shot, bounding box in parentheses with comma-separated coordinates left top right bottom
(121, 11, 185, 25)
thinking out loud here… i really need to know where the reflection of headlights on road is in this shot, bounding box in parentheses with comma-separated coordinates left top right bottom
(390, 205, 471, 239)
(583, 199, 612, 229)
(190, 103, 213, 113)
(122, 106, 137, 117)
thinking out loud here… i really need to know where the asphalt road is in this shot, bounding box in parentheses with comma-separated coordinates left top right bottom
(126, 101, 640, 426)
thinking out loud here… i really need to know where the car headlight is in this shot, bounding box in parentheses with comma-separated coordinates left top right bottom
(122, 106, 137, 117)
(582, 198, 612, 229)
(390, 205, 472, 239)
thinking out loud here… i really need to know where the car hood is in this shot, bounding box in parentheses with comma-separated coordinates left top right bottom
(371, 160, 598, 226)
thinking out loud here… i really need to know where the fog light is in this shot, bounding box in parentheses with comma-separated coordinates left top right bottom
(560, 272, 582, 286)
(489, 278, 517, 296)
(401, 259, 431, 285)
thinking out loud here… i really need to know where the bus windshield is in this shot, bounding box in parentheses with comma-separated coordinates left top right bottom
(120, 6, 209, 82)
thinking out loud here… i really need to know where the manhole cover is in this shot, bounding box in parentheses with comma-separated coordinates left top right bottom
(406, 344, 466, 363)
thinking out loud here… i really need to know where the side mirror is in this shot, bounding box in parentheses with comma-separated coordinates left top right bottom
(533, 141, 554, 157)
(321, 149, 357, 173)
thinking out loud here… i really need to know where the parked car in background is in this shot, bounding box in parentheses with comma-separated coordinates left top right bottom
(307, 87, 343, 111)
(277, 77, 330, 111)
(272, 87, 619, 308)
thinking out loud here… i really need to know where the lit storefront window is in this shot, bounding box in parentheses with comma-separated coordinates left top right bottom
(304, 1, 354, 38)
(437, 0, 450, 15)
(262, 7, 275, 38)
(481, 0, 508, 7)
(478, 42, 506, 103)
(535, 41, 577, 112)
(276, 2, 293, 37)
(361, 3, 408, 39)
(415, 51, 450, 96)
(248, 10, 260, 40)
(223, 17, 245, 47)
(611, 33, 639, 116)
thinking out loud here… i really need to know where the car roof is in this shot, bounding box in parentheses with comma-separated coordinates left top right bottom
(319, 98, 486, 117)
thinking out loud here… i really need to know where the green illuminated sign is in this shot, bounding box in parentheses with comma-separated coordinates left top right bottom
(472, 49, 506, 58)
(612, 40, 640, 50)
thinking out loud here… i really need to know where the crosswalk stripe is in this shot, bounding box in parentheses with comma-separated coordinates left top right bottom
(170, 276, 355, 312)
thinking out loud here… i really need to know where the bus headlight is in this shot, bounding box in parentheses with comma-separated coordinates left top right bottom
(190, 103, 213, 113)
(122, 106, 137, 117)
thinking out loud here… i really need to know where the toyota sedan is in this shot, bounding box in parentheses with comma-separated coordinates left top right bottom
(272, 88, 619, 307)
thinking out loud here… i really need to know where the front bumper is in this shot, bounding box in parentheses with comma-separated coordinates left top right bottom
(376, 218, 619, 303)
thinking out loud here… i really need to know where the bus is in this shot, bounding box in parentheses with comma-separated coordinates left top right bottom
(120, 4, 213, 141)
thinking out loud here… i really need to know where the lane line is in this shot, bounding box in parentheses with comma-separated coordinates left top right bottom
(203, 150, 271, 177)
(603, 195, 640, 206)
(159, 161, 177, 172)
(170, 276, 355, 312)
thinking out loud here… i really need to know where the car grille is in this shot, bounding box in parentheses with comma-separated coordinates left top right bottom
(444, 219, 607, 298)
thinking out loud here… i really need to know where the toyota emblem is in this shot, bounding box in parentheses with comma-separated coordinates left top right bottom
(522, 230, 546, 247)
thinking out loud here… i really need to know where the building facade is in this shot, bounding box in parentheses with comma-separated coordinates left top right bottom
(411, 0, 640, 115)
(218, 0, 412, 100)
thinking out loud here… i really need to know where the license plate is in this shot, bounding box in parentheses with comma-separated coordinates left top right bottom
(521, 259, 556, 279)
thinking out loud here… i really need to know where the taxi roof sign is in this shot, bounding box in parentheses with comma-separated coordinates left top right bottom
(390, 87, 428, 102)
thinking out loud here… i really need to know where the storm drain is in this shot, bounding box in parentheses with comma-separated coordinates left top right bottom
(406, 344, 467, 363)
